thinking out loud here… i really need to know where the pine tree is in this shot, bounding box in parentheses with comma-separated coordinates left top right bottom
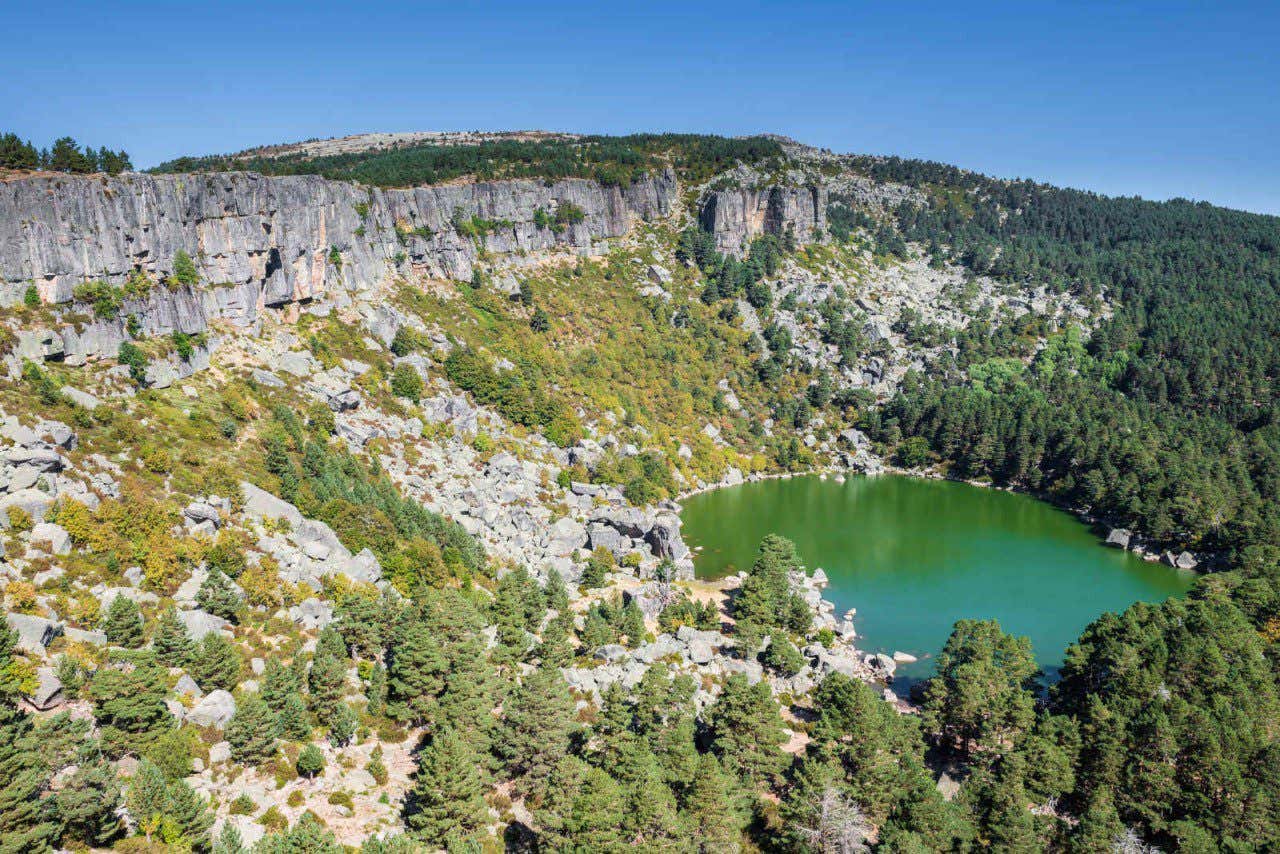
(621, 600, 646, 648)
(191, 632, 241, 692)
(126, 760, 170, 843)
(327, 703, 357, 747)
(56, 759, 123, 847)
(546, 568, 570, 613)
(165, 778, 214, 848)
(406, 727, 489, 844)
(335, 595, 384, 660)
(365, 662, 388, 718)
(492, 569, 535, 656)
(386, 615, 445, 725)
(261, 658, 301, 708)
(278, 692, 312, 741)
(153, 606, 194, 667)
(308, 628, 349, 724)
(102, 595, 144, 647)
(297, 743, 325, 779)
(921, 619, 1038, 759)
(684, 754, 746, 853)
(87, 661, 170, 757)
(0, 627, 59, 853)
(196, 568, 242, 624)
(226, 693, 278, 765)
(706, 673, 787, 785)
(624, 751, 684, 849)
(538, 613, 574, 668)
(1070, 788, 1124, 853)
(498, 665, 576, 796)
(255, 811, 343, 854)
(213, 823, 245, 854)
(545, 763, 628, 851)
(437, 634, 498, 758)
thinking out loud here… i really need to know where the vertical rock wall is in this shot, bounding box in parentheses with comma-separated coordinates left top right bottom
(698, 183, 827, 256)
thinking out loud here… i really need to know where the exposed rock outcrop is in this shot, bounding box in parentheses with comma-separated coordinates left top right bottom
(699, 183, 827, 256)
(1, 168, 677, 308)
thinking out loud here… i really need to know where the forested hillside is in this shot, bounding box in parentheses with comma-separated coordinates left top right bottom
(152, 134, 786, 187)
(2, 131, 1279, 852)
(857, 156, 1280, 553)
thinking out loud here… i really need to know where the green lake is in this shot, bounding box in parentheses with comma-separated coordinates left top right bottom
(680, 474, 1195, 689)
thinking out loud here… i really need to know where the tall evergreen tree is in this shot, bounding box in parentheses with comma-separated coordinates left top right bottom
(88, 660, 170, 757)
(125, 760, 170, 843)
(406, 727, 489, 845)
(165, 777, 214, 849)
(56, 759, 123, 847)
(308, 627, 349, 725)
(102, 595, 145, 647)
(0, 627, 59, 854)
(278, 692, 312, 741)
(190, 632, 241, 692)
(498, 665, 576, 796)
(921, 619, 1038, 760)
(196, 568, 242, 623)
(153, 606, 194, 666)
(386, 614, 445, 725)
(683, 753, 746, 853)
(706, 673, 787, 786)
(226, 693, 278, 765)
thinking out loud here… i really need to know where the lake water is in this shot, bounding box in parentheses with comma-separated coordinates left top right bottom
(680, 474, 1195, 689)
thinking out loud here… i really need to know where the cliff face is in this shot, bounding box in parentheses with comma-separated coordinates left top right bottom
(0, 168, 678, 307)
(698, 183, 827, 256)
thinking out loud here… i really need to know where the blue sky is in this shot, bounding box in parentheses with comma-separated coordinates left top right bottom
(3, 1, 1277, 213)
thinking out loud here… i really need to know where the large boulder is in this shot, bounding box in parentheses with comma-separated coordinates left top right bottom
(5, 612, 60, 653)
(645, 515, 689, 562)
(330, 548, 382, 584)
(178, 609, 230, 641)
(289, 598, 334, 630)
(1105, 528, 1132, 549)
(30, 522, 72, 555)
(187, 690, 236, 728)
(240, 481, 303, 528)
(25, 667, 63, 710)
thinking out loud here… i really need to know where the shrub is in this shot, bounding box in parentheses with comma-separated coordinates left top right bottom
(554, 202, 586, 225)
(73, 280, 122, 319)
(21, 359, 60, 405)
(229, 794, 256, 816)
(117, 341, 149, 385)
(170, 251, 199, 287)
(23, 285, 40, 308)
(389, 364, 423, 402)
(297, 743, 325, 779)
(258, 806, 287, 831)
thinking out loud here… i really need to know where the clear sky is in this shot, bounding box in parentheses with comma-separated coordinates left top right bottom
(3, 0, 1277, 214)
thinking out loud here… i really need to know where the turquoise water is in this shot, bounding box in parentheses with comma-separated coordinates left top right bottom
(680, 474, 1195, 686)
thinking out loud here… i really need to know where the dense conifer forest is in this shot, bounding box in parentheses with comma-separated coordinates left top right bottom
(151, 134, 785, 187)
(856, 156, 1280, 553)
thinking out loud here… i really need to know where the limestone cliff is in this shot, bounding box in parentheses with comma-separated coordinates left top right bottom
(0, 168, 677, 307)
(698, 183, 827, 256)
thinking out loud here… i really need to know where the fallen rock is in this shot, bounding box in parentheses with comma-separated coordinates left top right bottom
(25, 667, 63, 710)
(5, 612, 60, 653)
(187, 690, 236, 728)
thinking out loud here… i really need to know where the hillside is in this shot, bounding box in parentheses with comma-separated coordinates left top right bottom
(1, 131, 1278, 852)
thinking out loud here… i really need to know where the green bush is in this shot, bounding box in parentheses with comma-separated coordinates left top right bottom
(390, 364, 424, 402)
(117, 341, 149, 385)
(170, 250, 199, 287)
